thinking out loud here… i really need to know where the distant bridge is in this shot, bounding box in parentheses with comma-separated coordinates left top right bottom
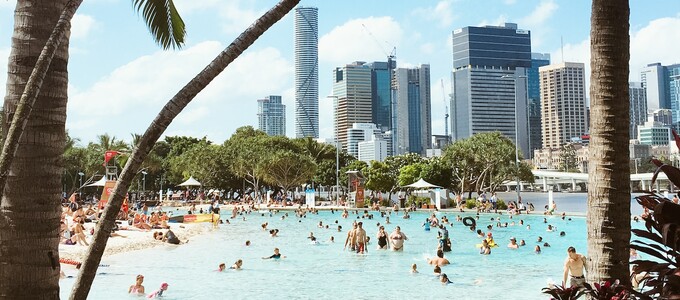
(503, 170, 672, 192)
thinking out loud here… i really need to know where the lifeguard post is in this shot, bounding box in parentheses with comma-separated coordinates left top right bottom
(100, 151, 121, 204)
(346, 170, 365, 208)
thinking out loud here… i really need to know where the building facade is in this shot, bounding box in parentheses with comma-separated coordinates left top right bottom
(367, 60, 396, 133)
(637, 121, 671, 146)
(332, 62, 373, 151)
(346, 123, 382, 158)
(451, 23, 531, 157)
(641, 63, 670, 111)
(629, 82, 647, 139)
(257, 95, 286, 136)
(539, 62, 587, 149)
(294, 7, 319, 138)
(528, 53, 551, 157)
(358, 137, 388, 164)
(394, 64, 432, 155)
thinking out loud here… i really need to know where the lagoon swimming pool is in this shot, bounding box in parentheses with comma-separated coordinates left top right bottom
(59, 209, 642, 299)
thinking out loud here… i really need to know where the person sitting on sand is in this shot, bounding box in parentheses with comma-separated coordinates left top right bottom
(128, 274, 145, 295)
(72, 216, 89, 246)
(147, 282, 168, 298)
(132, 214, 152, 231)
(162, 229, 181, 245)
(230, 259, 243, 270)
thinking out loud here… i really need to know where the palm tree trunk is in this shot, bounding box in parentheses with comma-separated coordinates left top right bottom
(587, 0, 631, 286)
(0, 0, 76, 297)
(69, 0, 300, 298)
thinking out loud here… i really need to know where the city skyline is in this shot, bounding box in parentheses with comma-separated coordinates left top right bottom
(1, 0, 679, 144)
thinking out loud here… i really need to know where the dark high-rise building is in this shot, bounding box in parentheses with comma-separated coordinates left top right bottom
(367, 60, 396, 133)
(451, 23, 531, 157)
(528, 53, 551, 157)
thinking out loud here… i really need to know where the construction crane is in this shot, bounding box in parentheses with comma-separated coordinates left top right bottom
(442, 79, 449, 143)
(361, 23, 396, 61)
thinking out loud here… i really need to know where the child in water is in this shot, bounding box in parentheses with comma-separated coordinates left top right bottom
(147, 282, 168, 298)
(411, 264, 418, 273)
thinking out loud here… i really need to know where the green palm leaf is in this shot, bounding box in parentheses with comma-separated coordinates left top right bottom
(133, 0, 186, 49)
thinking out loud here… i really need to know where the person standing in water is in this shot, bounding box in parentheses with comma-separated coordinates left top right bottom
(376, 226, 389, 250)
(128, 274, 145, 295)
(563, 246, 587, 287)
(389, 226, 408, 251)
(344, 222, 358, 251)
(355, 222, 368, 254)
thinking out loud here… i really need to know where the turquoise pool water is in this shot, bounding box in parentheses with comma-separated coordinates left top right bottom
(59, 209, 642, 299)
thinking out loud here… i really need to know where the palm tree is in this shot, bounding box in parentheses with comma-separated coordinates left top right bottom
(586, 0, 631, 285)
(70, 1, 300, 298)
(0, 0, 185, 297)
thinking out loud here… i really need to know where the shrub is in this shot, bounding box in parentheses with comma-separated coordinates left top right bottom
(496, 199, 508, 210)
(465, 199, 477, 209)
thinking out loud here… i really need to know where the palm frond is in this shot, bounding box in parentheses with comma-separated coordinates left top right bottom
(133, 0, 186, 50)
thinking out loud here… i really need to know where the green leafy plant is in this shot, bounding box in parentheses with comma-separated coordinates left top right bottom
(496, 199, 508, 210)
(465, 199, 477, 209)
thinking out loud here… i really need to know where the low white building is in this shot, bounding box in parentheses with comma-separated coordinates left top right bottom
(358, 135, 388, 164)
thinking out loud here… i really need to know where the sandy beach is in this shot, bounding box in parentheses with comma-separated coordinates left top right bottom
(59, 221, 209, 262)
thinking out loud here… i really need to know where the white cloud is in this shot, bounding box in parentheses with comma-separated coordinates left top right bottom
(477, 15, 508, 27)
(519, 0, 558, 28)
(0, 0, 16, 9)
(174, 0, 263, 34)
(0, 48, 8, 100)
(630, 16, 680, 74)
(71, 14, 96, 40)
(67, 41, 293, 143)
(412, 0, 455, 28)
(319, 16, 403, 67)
(519, 0, 558, 48)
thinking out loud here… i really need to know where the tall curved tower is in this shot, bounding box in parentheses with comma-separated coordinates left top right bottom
(294, 6, 319, 138)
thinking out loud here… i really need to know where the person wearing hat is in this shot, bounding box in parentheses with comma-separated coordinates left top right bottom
(147, 282, 169, 298)
(508, 237, 519, 249)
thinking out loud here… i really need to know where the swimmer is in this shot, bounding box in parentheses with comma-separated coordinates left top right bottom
(519, 239, 526, 246)
(476, 229, 484, 238)
(560, 231, 566, 237)
(245, 240, 251, 246)
(440, 273, 452, 284)
(270, 229, 279, 237)
(262, 248, 285, 259)
(389, 226, 408, 251)
(376, 226, 390, 250)
(433, 265, 442, 276)
(507, 237, 519, 249)
(411, 263, 418, 273)
(310, 236, 320, 245)
(128, 274, 145, 295)
(355, 222, 368, 254)
(344, 223, 358, 251)
(147, 282, 168, 298)
(535, 245, 542, 254)
(427, 249, 450, 266)
(547, 225, 555, 232)
(537, 236, 543, 243)
(230, 259, 243, 270)
(329, 236, 335, 243)
(385, 216, 391, 224)
(527, 225, 531, 230)
(423, 218, 431, 231)
(479, 240, 491, 255)
(217, 263, 226, 272)
(307, 232, 315, 240)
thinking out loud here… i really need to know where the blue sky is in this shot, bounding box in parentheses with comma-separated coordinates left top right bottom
(1, 0, 679, 145)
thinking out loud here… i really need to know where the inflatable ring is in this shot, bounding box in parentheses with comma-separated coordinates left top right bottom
(59, 258, 81, 266)
(462, 216, 476, 228)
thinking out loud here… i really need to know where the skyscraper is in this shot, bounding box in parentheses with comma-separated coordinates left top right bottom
(539, 62, 587, 149)
(332, 62, 373, 151)
(528, 53, 551, 157)
(394, 64, 432, 155)
(669, 64, 680, 131)
(257, 95, 286, 136)
(629, 82, 647, 139)
(294, 6, 319, 138)
(367, 60, 396, 133)
(640, 63, 670, 111)
(451, 23, 531, 157)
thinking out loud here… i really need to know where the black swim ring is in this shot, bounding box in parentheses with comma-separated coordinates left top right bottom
(462, 216, 476, 228)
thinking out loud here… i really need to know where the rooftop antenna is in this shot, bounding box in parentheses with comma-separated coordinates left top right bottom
(561, 36, 564, 63)
(442, 79, 449, 143)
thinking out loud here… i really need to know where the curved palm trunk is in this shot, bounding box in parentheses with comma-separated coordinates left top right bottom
(587, 0, 631, 285)
(0, 0, 76, 297)
(70, 0, 300, 298)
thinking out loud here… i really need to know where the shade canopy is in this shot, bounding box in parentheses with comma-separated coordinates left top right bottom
(403, 178, 442, 189)
(178, 176, 201, 187)
(86, 176, 107, 187)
